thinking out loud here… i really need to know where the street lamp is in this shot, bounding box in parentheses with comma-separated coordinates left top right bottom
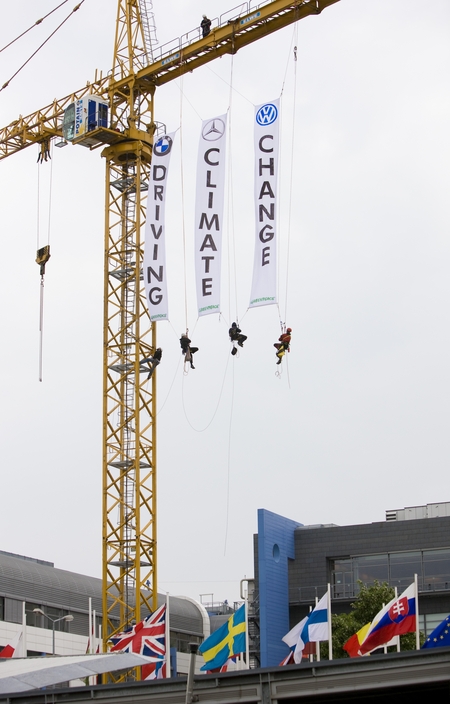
(33, 609, 74, 655)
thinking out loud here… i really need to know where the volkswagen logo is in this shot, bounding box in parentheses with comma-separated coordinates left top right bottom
(202, 118, 226, 141)
(153, 135, 173, 156)
(256, 104, 278, 126)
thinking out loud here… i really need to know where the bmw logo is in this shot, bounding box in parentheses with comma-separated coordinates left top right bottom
(256, 104, 278, 126)
(153, 136, 173, 157)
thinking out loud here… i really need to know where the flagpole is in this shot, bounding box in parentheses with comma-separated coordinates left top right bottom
(307, 605, 313, 663)
(394, 588, 400, 652)
(314, 597, 320, 662)
(245, 590, 249, 669)
(22, 602, 27, 658)
(240, 579, 250, 669)
(166, 593, 171, 678)
(88, 598, 93, 654)
(414, 573, 420, 650)
(327, 583, 332, 661)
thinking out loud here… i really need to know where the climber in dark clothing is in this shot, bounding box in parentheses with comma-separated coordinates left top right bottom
(141, 348, 162, 379)
(274, 328, 291, 365)
(201, 15, 211, 38)
(180, 334, 198, 369)
(229, 322, 247, 356)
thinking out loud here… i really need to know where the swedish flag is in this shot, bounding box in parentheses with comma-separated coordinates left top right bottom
(198, 604, 246, 671)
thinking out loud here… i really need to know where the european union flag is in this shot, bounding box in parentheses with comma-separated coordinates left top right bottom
(198, 604, 246, 671)
(422, 615, 450, 649)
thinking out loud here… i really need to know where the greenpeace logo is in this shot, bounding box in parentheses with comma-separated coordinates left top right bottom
(250, 296, 275, 304)
(199, 304, 219, 313)
(151, 314, 167, 320)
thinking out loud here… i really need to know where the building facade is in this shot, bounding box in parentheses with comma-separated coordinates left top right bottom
(253, 503, 450, 667)
(0, 550, 210, 675)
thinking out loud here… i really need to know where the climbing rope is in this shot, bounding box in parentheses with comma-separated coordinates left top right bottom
(226, 56, 240, 324)
(278, 24, 299, 324)
(223, 352, 235, 556)
(178, 75, 190, 331)
(283, 34, 298, 324)
(181, 331, 231, 433)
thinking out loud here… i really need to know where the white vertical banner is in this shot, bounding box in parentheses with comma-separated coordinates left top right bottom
(249, 99, 280, 308)
(144, 132, 175, 322)
(195, 114, 227, 317)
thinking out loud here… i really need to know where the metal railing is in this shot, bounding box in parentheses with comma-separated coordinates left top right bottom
(289, 576, 450, 603)
(130, 0, 316, 71)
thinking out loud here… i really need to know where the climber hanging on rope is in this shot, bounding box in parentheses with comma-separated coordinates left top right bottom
(229, 322, 247, 356)
(180, 333, 198, 370)
(274, 327, 292, 365)
(141, 348, 162, 379)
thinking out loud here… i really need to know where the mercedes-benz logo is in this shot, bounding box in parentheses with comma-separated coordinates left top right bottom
(256, 104, 278, 126)
(202, 118, 226, 141)
(153, 135, 173, 157)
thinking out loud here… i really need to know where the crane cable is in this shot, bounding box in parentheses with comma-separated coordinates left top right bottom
(1, 1, 85, 92)
(0, 1, 71, 54)
(36, 141, 55, 382)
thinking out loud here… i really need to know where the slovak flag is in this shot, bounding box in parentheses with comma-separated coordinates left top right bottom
(109, 604, 166, 678)
(359, 582, 416, 655)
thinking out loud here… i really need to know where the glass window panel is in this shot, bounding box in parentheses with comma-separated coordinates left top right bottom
(25, 602, 41, 627)
(389, 551, 422, 589)
(332, 558, 351, 573)
(353, 554, 388, 585)
(423, 612, 449, 637)
(331, 558, 354, 598)
(423, 549, 450, 590)
(0, 597, 4, 621)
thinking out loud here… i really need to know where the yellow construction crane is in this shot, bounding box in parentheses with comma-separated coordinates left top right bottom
(0, 0, 339, 661)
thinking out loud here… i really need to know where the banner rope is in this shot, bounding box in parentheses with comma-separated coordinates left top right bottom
(178, 75, 189, 331)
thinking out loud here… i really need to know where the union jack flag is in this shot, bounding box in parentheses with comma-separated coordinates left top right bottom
(142, 660, 166, 680)
(109, 603, 166, 678)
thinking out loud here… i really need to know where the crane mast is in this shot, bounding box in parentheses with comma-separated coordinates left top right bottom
(102, 0, 157, 661)
(0, 0, 341, 673)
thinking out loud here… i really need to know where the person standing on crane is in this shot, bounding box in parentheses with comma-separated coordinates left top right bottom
(274, 328, 292, 365)
(201, 15, 212, 37)
(229, 322, 247, 356)
(141, 348, 162, 379)
(180, 333, 199, 369)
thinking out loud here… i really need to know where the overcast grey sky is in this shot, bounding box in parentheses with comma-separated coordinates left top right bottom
(0, 0, 449, 607)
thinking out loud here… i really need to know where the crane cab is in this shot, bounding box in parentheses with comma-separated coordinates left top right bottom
(62, 95, 109, 147)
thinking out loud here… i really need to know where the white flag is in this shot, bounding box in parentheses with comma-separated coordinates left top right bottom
(195, 114, 227, 317)
(144, 132, 175, 322)
(249, 99, 280, 308)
